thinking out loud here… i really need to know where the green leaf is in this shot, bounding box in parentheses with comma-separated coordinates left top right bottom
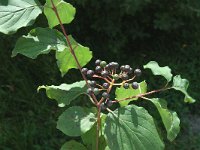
(115, 81, 147, 107)
(0, 0, 42, 34)
(44, 0, 76, 28)
(56, 40, 92, 76)
(144, 61, 172, 82)
(148, 98, 180, 141)
(81, 123, 107, 150)
(38, 81, 87, 107)
(172, 75, 196, 103)
(12, 27, 67, 59)
(60, 140, 87, 150)
(57, 106, 97, 136)
(104, 105, 164, 150)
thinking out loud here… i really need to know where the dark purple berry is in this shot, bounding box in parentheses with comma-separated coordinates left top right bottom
(124, 65, 130, 72)
(95, 59, 101, 66)
(134, 69, 142, 76)
(128, 67, 133, 74)
(123, 83, 129, 89)
(103, 83, 110, 89)
(106, 100, 113, 107)
(102, 92, 109, 99)
(87, 88, 93, 95)
(100, 103, 106, 110)
(121, 74, 129, 80)
(81, 68, 88, 75)
(89, 80, 96, 87)
(101, 70, 109, 78)
(95, 66, 102, 73)
(132, 82, 139, 89)
(120, 65, 125, 71)
(113, 62, 119, 69)
(105, 64, 111, 70)
(93, 88, 100, 95)
(100, 61, 107, 68)
(87, 70, 94, 77)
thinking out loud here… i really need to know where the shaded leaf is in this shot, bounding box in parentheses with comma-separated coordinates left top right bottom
(12, 27, 67, 59)
(149, 98, 180, 141)
(44, 0, 76, 28)
(172, 75, 196, 103)
(61, 140, 87, 150)
(57, 106, 97, 136)
(144, 61, 172, 82)
(38, 80, 87, 107)
(115, 81, 147, 107)
(0, 0, 42, 34)
(104, 105, 164, 150)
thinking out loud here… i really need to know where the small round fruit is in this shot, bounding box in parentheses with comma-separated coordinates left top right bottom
(102, 92, 109, 99)
(113, 74, 119, 80)
(100, 103, 106, 110)
(106, 100, 113, 107)
(120, 65, 125, 71)
(121, 74, 129, 80)
(87, 88, 93, 95)
(113, 62, 119, 69)
(123, 83, 129, 89)
(103, 83, 110, 89)
(100, 61, 107, 68)
(81, 68, 88, 75)
(93, 88, 100, 95)
(87, 70, 94, 77)
(95, 66, 102, 73)
(134, 69, 142, 76)
(101, 70, 109, 78)
(105, 64, 111, 70)
(95, 59, 101, 66)
(124, 65, 130, 72)
(128, 67, 133, 74)
(89, 80, 96, 87)
(132, 82, 139, 89)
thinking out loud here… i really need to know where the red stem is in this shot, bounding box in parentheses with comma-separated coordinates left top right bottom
(50, 0, 98, 105)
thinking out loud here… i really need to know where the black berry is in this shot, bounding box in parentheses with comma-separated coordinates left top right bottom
(132, 82, 139, 89)
(101, 70, 109, 78)
(81, 68, 88, 75)
(128, 67, 133, 74)
(134, 69, 142, 76)
(87, 70, 94, 77)
(124, 65, 130, 72)
(100, 61, 107, 68)
(121, 74, 129, 80)
(95, 66, 102, 73)
(103, 83, 110, 89)
(120, 65, 125, 71)
(87, 88, 93, 95)
(106, 100, 113, 107)
(113, 62, 119, 69)
(95, 59, 101, 66)
(93, 88, 100, 95)
(105, 64, 111, 70)
(123, 83, 129, 89)
(102, 92, 109, 99)
(100, 103, 106, 110)
(89, 80, 96, 87)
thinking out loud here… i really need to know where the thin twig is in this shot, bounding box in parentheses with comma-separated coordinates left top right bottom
(50, 0, 98, 105)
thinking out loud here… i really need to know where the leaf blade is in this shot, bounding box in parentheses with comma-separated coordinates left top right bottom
(0, 0, 42, 34)
(60, 140, 87, 150)
(57, 106, 97, 136)
(144, 61, 172, 82)
(148, 98, 180, 141)
(104, 105, 164, 150)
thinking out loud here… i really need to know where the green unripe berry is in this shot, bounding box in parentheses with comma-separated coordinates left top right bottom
(113, 74, 119, 80)
(100, 61, 107, 68)
(93, 88, 100, 95)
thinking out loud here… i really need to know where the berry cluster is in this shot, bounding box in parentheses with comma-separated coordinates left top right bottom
(81, 59, 142, 110)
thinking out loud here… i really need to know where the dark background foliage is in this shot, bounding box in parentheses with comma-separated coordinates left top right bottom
(0, 0, 200, 149)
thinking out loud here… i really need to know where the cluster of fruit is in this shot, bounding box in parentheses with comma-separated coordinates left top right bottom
(81, 59, 141, 110)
